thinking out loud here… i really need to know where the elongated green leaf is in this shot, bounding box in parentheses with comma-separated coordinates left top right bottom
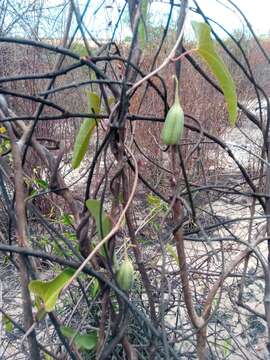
(138, 0, 148, 47)
(86, 199, 112, 239)
(192, 21, 237, 125)
(60, 326, 98, 350)
(86, 199, 112, 257)
(72, 93, 100, 169)
(29, 268, 75, 312)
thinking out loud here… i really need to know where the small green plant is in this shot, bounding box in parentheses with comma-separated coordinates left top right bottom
(222, 338, 231, 357)
(0, 136, 10, 155)
(89, 277, 100, 298)
(71, 42, 89, 57)
(166, 244, 179, 265)
(3, 315, 13, 333)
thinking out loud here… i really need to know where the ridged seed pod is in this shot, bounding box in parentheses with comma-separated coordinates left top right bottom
(161, 76, 184, 145)
(116, 260, 134, 292)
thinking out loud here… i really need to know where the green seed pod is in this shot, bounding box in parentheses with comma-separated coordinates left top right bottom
(161, 77, 184, 145)
(116, 260, 134, 292)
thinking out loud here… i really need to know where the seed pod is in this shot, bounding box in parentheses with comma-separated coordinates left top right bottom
(161, 77, 184, 145)
(116, 259, 134, 292)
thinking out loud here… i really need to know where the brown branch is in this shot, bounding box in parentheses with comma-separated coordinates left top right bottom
(5, 121, 40, 359)
(172, 198, 203, 329)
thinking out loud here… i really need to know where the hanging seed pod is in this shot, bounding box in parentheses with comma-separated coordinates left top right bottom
(161, 76, 184, 145)
(116, 259, 134, 292)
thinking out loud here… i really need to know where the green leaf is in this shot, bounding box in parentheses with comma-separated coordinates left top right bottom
(89, 278, 100, 298)
(60, 326, 97, 351)
(222, 338, 231, 357)
(72, 93, 100, 169)
(138, 0, 148, 47)
(36, 309, 47, 321)
(35, 178, 49, 189)
(147, 193, 161, 208)
(166, 244, 179, 265)
(192, 21, 237, 125)
(29, 268, 75, 312)
(61, 213, 74, 226)
(85, 199, 112, 239)
(30, 189, 38, 197)
(63, 232, 77, 241)
(86, 199, 112, 257)
(3, 316, 13, 333)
